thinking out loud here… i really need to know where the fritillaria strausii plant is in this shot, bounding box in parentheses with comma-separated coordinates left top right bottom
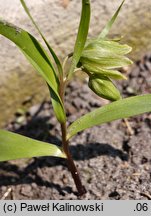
(0, 0, 151, 196)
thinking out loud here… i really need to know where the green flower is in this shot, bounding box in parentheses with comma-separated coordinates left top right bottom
(80, 38, 132, 79)
(79, 38, 133, 100)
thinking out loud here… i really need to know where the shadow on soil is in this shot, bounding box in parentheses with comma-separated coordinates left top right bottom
(0, 113, 128, 195)
(0, 90, 129, 196)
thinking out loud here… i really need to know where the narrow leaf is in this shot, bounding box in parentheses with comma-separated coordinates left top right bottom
(0, 130, 66, 162)
(48, 85, 66, 123)
(20, 0, 63, 76)
(67, 94, 151, 140)
(0, 20, 66, 123)
(20, 0, 65, 122)
(99, 0, 125, 39)
(68, 0, 90, 79)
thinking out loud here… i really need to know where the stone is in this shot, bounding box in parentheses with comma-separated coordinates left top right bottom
(0, 0, 151, 126)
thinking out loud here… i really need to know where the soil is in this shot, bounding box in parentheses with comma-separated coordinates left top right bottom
(0, 53, 151, 200)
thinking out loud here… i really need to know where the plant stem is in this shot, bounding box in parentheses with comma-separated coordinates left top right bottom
(61, 123, 86, 196)
(59, 73, 86, 196)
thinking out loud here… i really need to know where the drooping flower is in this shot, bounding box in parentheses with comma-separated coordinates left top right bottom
(79, 38, 133, 100)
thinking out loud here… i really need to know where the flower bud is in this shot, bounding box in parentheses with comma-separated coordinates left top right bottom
(88, 75, 121, 101)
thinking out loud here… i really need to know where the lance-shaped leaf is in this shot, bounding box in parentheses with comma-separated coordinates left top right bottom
(47, 85, 66, 123)
(0, 130, 66, 162)
(0, 20, 66, 123)
(20, 0, 63, 76)
(99, 0, 125, 39)
(68, 0, 90, 79)
(67, 94, 151, 140)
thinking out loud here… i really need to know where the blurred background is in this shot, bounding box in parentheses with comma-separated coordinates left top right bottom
(0, 0, 151, 126)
